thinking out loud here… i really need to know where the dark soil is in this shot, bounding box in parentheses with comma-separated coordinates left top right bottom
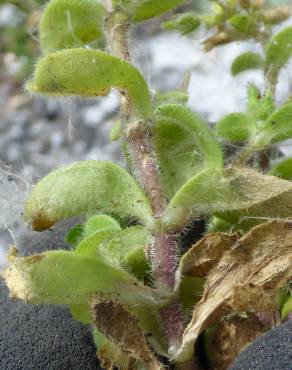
(230, 320, 292, 370)
(0, 219, 101, 370)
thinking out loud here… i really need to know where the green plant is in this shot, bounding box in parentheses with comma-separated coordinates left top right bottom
(2, 1, 292, 369)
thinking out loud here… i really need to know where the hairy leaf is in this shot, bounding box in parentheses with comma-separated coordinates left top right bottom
(83, 214, 121, 237)
(269, 158, 292, 180)
(102, 226, 150, 279)
(154, 104, 223, 199)
(26, 49, 152, 118)
(266, 26, 292, 75)
(174, 221, 292, 362)
(255, 102, 292, 146)
(162, 13, 201, 35)
(75, 229, 118, 258)
(132, 0, 184, 22)
(216, 112, 257, 142)
(163, 167, 292, 230)
(76, 225, 150, 279)
(40, 0, 105, 54)
(3, 249, 161, 306)
(247, 84, 275, 121)
(91, 299, 165, 369)
(231, 52, 263, 76)
(24, 160, 154, 231)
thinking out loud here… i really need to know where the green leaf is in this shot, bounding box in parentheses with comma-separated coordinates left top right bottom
(163, 167, 292, 230)
(179, 277, 204, 312)
(216, 112, 257, 142)
(231, 52, 263, 76)
(255, 102, 292, 146)
(266, 26, 292, 75)
(24, 160, 154, 231)
(103, 226, 151, 279)
(228, 14, 252, 33)
(65, 224, 83, 247)
(69, 303, 91, 324)
(75, 229, 118, 258)
(269, 158, 292, 181)
(132, 0, 184, 22)
(207, 216, 233, 233)
(3, 249, 161, 306)
(247, 84, 275, 121)
(39, 0, 106, 55)
(26, 49, 152, 118)
(154, 104, 223, 199)
(84, 214, 121, 237)
(76, 225, 150, 280)
(281, 296, 292, 319)
(162, 13, 201, 35)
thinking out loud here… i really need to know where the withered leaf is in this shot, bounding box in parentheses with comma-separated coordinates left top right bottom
(210, 315, 267, 370)
(174, 220, 292, 362)
(91, 299, 164, 370)
(177, 232, 239, 282)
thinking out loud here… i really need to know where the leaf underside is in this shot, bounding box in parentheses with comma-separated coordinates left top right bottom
(164, 167, 292, 230)
(24, 160, 154, 231)
(26, 49, 152, 118)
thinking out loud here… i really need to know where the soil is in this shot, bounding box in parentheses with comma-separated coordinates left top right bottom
(0, 219, 101, 370)
(230, 319, 292, 370)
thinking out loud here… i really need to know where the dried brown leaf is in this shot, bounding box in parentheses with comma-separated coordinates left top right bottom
(91, 299, 164, 370)
(177, 232, 239, 279)
(96, 338, 135, 370)
(210, 315, 267, 370)
(174, 220, 292, 362)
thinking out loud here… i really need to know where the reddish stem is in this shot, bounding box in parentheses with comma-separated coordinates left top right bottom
(127, 123, 166, 217)
(107, 9, 186, 356)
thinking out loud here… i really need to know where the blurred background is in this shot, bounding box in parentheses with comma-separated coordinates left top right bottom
(0, 0, 292, 268)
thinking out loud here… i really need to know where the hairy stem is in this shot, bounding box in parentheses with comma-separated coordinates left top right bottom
(106, 7, 185, 354)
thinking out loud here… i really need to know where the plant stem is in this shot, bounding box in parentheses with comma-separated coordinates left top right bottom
(106, 8, 185, 354)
